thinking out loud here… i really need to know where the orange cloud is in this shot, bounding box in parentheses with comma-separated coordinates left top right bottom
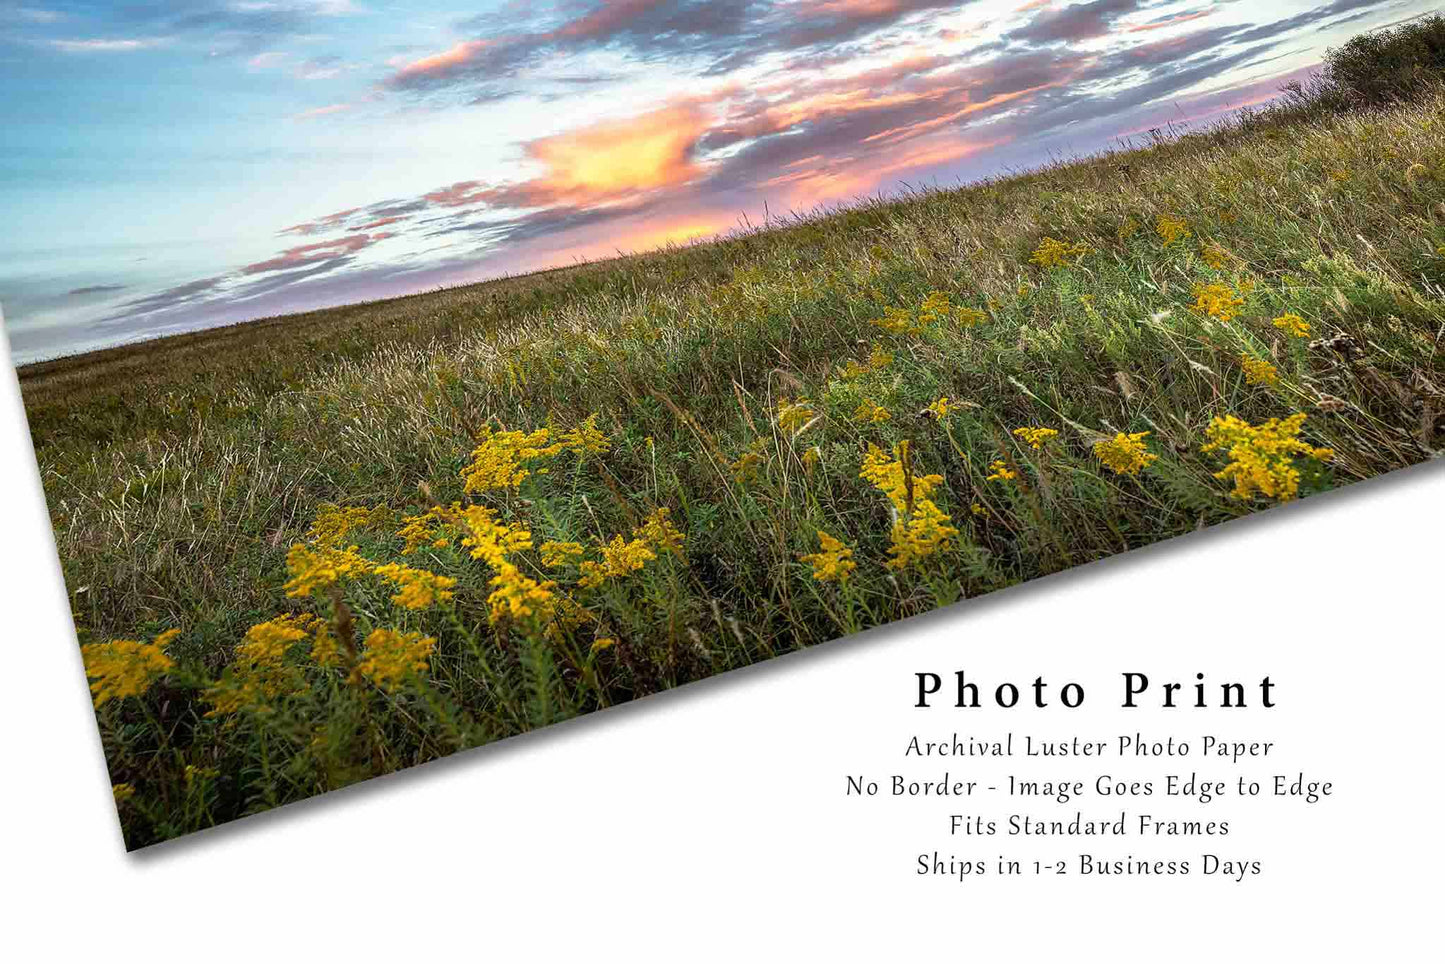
(390, 40, 492, 84)
(523, 103, 709, 203)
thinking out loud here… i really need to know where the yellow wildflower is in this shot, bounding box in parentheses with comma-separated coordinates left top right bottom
(205, 617, 315, 716)
(1273, 313, 1310, 338)
(397, 504, 457, 555)
(886, 499, 958, 570)
(557, 414, 611, 455)
(985, 459, 1017, 482)
(1202, 412, 1333, 502)
(1093, 432, 1157, 476)
(802, 446, 821, 471)
(1156, 215, 1191, 247)
(860, 442, 944, 514)
(799, 531, 856, 583)
(1240, 354, 1279, 386)
(1118, 217, 1141, 241)
(1189, 282, 1246, 323)
(459, 505, 533, 567)
(1012, 426, 1059, 450)
(351, 628, 436, 693)
(918, 291, 954, 326)
(859, 443, 956, 569)
(81, 629, 178, 708)
(636, 507, 686, 555)
(840, 344, 893, 379)
(591, 637, 618, 653)
(540, 541, 587, 567)
(871, 305, 926, 336)
(854, 398, 892, 423)
(926, 397, 953, 419)
(1030, 237, 1090, 268)
(306, 504, 387, 548)
(310, 620, 345, 669)
(776, 397, 816, 435)
(1200, 243, 1230, 270)
(372, 562, 457, 609)
(112, 784, 136, 805)
(970, 503, 989, 518)
(486, 562, 558, 624)
(732, 440, 767, 483)
(461, 426, 565, 493)
(284, 543, 372, 598)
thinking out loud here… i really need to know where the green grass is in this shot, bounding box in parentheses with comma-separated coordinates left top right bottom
(23, 77, 1445, 849)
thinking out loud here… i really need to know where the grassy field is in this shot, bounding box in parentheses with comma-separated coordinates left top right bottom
(20, 45, 1445, 847)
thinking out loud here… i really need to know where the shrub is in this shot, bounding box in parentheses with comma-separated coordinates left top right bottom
(1324, 13, 1445, 104)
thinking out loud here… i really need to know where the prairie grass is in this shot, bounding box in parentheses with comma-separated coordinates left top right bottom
(22, 71, 1445, 848)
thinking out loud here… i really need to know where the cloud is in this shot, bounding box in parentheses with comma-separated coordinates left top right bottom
(68, 284, 127, 297)
(292, 103, 351, 121)
(242, 233, 393, 275)
(48, 37, 168, 52)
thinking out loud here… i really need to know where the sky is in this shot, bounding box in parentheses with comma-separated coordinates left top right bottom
(0, 0, 1434, 364)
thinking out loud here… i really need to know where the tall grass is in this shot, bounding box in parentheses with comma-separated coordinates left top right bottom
(24, 65, 1445, 848)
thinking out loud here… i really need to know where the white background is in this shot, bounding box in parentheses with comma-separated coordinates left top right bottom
(2, 343, 1440, 959)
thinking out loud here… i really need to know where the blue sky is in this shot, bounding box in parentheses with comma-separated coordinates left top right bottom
(0, 0, 1432, 364)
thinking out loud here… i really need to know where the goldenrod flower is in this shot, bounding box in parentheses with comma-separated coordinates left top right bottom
(956, 306, 986, 327)
(885, 499, 958, 570)
(636, 507, 685, 555)
(461, 426, 565, 493)
(372, 562, 457, 609)
(840, 344, 893, 379)
(1272, 313, 1310, 338)
(776, 397, 816, 435)
(925, 397, 952, 419)
(985, 459, 1016, 482)
(871, 305, 926, 336)
(1012, 426, 1059, 450)
(1029, 237, 1090, 268)
(1200, 243, 1230, 270)
(1202, 412, 1333, 501)
(205, 616, 316, 716)
(1240, 354, 1279, 386)
(970, 503, 989, 518)
(591, 637, 618, 653)
(1156, 215, 1191, 247)
(540, 541, 587, 567)
(112, 783, 136, 804)
(397, 503, 458, 555)
(306, 504, 387, 549)
(284, 543, 373, 598)
(1093, 432, 1157, 476)
(558, 414, 612, 456)
(1189, 282, 1246, 323)
(860, 443, 957, 568)
(351, 628, 436, 693)
(799, 531, 856, 583)
(81, 628, 178, 708)
(732, 440, 767, 483)
(459, 505, 532, 567)
(486, 562, 558, 624)
(854, 398, 892, 423)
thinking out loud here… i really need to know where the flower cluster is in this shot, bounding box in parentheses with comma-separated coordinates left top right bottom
(1093, 432, 1156, 476)
(1273, 313, 1311, 338)
(854, 398, 892, 423)
(1156, 215, 1191, 247)
(81, 629, 179, 708)
(205, 615, 320, 717)
(776, 397, 816, 435)
(350, 629, 436, 693)
(1240, 354, 1279, 387)
(860, 442, 958, 569)
(576, 509, 685, 589)
(839, 343, 893, 380)
(1202, 412, 1333, 502)
(371, 562, 457, 610)
(1012, 426, 1059, 450)
(461, 415, 610, 494)
(1189, 282, 1247, 323)
(798, 531, 856, 583)
(1029, 237, 1091, 268)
